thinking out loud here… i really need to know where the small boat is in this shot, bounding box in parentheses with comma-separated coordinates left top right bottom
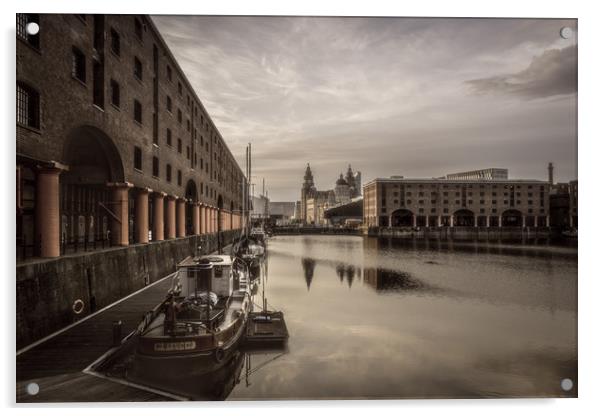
(250, 227, 268, 243)
(129, 254, 252, 384)
(232, 234, 265, 278)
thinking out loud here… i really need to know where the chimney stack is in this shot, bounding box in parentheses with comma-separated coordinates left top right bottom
(548, 162, 554, 185)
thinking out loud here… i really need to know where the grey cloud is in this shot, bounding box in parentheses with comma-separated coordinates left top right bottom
(466, 45, 577, 98)
(152, 16, 577, 200)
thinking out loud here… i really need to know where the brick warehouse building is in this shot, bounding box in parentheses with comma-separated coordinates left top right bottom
(16, 14, 246, 346)
(364, 177, 550, 229)
(17, 14, 245, 259)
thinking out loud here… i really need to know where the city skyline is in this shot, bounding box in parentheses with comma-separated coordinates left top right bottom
(152, 16, 577, 201)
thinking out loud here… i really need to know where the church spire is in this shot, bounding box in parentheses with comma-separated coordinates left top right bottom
(304, 163, 313, 181)
(345, 164, 355, 186)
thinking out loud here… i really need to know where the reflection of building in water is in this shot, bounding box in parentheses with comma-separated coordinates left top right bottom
(363, 268, 424, 292)
(335, 263, 358, 287)
(336, 264, 345, 283)
(301, 257, 316, 290)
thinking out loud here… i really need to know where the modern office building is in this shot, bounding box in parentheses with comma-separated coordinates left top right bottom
(445, 168, 508, 181)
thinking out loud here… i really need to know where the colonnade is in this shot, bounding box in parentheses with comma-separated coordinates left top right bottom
(388, 213, 551, 228)
(31, 168, 242, 258)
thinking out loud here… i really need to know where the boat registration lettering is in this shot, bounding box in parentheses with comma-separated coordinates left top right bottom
(154, 341, 196, 352)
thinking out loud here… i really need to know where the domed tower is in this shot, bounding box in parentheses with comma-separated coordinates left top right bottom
(345, 165, 357, 197)
(301, 163, 316, 222)
(335, 173, 351, 204)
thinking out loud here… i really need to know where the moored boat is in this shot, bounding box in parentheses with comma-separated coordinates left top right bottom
(129, 254, 252, 384)
(232, 234, 265, 278)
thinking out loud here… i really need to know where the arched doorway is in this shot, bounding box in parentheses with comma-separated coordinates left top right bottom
(502, 209, 522, 227)
(390, 209, 413, 227)
(61, 126, 125, 252)
(453, 209, 475, 226)
(185, 180, 198, 235)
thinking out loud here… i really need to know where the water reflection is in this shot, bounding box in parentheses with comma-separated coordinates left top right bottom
(225, 235, 577, 400)
(128, 347, 289, 401)
(301, 258, 316, 290)
(363, 268, 426, 292)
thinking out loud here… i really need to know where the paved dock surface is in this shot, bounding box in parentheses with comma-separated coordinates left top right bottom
(16, 275, 175, 403)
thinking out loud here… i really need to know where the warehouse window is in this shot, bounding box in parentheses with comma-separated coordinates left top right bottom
(110, 28, 120, 56)
(152, 157, 159, 177)
(134, 17, 143, 41)
(133, 99, 142, 124)
(17, 14, 40, 49)
(72, 47, 86, 83)
(16, 82, 40, 129)
(177, 170, 182, 186)
(92, 60, 104, 108)
(166, 95, 172, 112)
(166, 128, 172, 146)
(134, 146, 142, 171)
(166, 65, 172, 82)
(177, 138, 182, 153)
(166, 164, 172, 182)
(110, 79, 120, 107)
(134, 57, 143, 80)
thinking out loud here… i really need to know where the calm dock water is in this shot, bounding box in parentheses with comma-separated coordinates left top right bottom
(16, 235, 577, 401)
(226, 235, 577, 400)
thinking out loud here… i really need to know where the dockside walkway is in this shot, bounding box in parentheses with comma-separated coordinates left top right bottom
(16, 273, 177, 403)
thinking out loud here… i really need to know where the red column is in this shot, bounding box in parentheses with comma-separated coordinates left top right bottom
(166, 195, 176, 239)
(153, 192, 166, 241)
(108, 182, 133, 246)
(200, 204, 206, 234)
(193, 203, 200, 235)
(35, 165, 65, 258)
(176, 198, 186, 238)
(213, 208, 217, 233)
(135, 187, 151, 244)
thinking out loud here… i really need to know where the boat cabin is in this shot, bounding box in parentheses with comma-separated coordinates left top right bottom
(175, 255, 234, 299)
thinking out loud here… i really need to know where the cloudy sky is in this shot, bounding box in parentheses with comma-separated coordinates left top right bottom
(152, 16, 577, 201)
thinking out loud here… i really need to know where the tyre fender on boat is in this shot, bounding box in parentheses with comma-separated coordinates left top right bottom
(214, 346, 225, 363)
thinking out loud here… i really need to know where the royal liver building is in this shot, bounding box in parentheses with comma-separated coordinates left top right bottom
(300, 163, 361, 224)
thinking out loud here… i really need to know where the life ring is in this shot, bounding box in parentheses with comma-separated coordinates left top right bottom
(72, 299, 85, 315)
(214, 347, 225, 363)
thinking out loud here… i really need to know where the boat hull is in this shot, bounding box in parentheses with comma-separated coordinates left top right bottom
(129, 327, 245, 382)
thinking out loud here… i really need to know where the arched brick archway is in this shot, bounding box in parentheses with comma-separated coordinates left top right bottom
(390, 208, 414, 227)
(453, 209, 475, 227)
(63, 125, 125, 184)
(502, 209, 522, 227)
(60, 126, 126, 251)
